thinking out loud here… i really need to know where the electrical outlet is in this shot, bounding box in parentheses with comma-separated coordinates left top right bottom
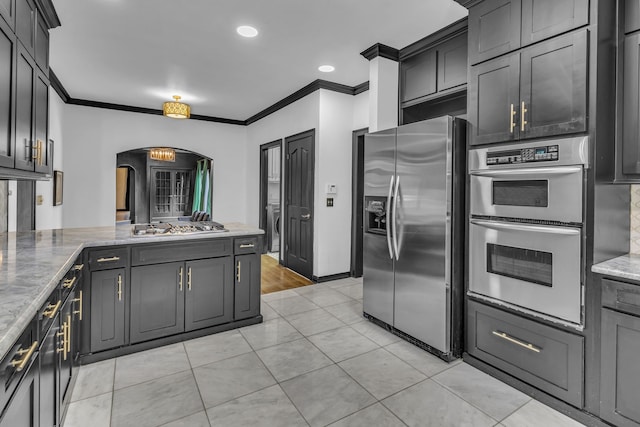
(326, 197, 334, 207)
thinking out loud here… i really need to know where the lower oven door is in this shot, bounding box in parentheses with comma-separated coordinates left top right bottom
(469, 218, 582, 324)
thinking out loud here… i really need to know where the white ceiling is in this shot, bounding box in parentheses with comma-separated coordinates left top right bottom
(49, 0, 467, 122)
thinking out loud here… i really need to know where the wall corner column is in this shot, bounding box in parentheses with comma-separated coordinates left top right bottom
(361, 44, 400, 132)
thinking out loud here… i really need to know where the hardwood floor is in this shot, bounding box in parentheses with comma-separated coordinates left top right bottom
(261, 254, 313, 294)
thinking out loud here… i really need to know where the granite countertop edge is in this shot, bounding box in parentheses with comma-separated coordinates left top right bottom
(0, 223, 263, 360)
(591, 253, 640, 283)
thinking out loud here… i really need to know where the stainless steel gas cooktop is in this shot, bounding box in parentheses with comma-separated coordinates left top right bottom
(132, 221, 227, 236)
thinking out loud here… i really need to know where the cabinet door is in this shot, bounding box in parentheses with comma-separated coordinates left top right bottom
(401, 49, 437, 103)
(601, 309, 640, 427)
(185, 257, 233, 332)
(234, 254, 260, 321)
(468, 0, 521, 65)
(0, 17, 15, 169)
(437, 32, 468, 92)
(14, 0, 33, 55)
(14, 44, 33, 172)
(39, 312, 59, 427)
(90, 269, 126, 353)
(626, 0, 640, 34)
(0, 0, 14, 30)
(34, 12, 47, 74)
(468, 52, 520, 145)
(0, 354, 39, 427)
(622, 33, 640, 175)
(521, 0, 588, 46)
(519, 29, 587, 140)
(130, 263, 184, 343)
(59, 293, 74, 409)
(33, 70, 48, 174)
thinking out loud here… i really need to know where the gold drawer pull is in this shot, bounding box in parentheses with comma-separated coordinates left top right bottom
(10, 341, 38, 372)
(63, 277, 77, 289)
(492, 330, 541, 353)
(179, 267, 183, 291)
(509, 103, 516, 134)
(74, 264, 84, 271)
(117, 275, 123, 301)
(43, 300, 62, 318)
(97, 256, 120, 263)
(187, 267, 192, 291)
(236, 261, 241, 283)
(239, 243, 255, 248)
(521, 101, 528, 132)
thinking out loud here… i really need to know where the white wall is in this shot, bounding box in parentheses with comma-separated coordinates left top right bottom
(62, 105, 247, 228)
(35, 89, 65, 230)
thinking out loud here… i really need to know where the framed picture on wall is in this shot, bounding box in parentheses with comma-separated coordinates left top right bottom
(53, 170, 63, 206)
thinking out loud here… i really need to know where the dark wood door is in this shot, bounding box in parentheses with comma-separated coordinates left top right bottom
(401, 49, 437, 102)
(16, 180, 34, 231)
(14, 44, 33, 172)
(39, 311, 59, 427)
(468, 52, 520, 145)
(33, 70, 48, 174)
(600, 309, 640, 427)
(150, 168, 192, 220)
(0, 354, 39, 427)
(622, 32, 640, 175)
(90, 269, 126, 352)
(437, 32, 468, 92)
(185, 257, 233, 331)
(0, 18, 15, 169)
(468, 0, 521, 65)
(520, 0, 588, 47)
(284, 129, 314, 280)
(233, 254, 260, 321)
(130, 262, 184, 343)
(0, 0, 15, 30)
(519, 29, 588, 140)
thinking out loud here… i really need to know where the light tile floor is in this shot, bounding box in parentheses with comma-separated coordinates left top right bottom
(64, 277, 587, 427)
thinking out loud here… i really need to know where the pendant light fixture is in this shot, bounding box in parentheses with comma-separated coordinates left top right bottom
(162, 95, 191, 119)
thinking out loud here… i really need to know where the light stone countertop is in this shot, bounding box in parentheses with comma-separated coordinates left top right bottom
(0, 222, 263, 361)
(592, 253, 640, 283)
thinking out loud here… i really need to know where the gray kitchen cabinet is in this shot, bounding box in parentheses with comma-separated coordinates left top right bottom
(14, 0, 33, 56)
(13, 43, 33, 171)
(185, 257, 234, 331)
(621, 32, 640, 176)
(33, 11, 46, 74)
(626, 0, 640, 34)
(401, 49, 437, 103)
(0, 0, 14, 29)
(234, 253, 260, 320)
(90, 268, 126, 353)
(0, 354, 38, 427)
(33, 69, 48, 174)
(0, 16, 15, 169)
(437, 33, 468, 92)
(130, 262, 185, 343)
(469, 0, 588, 65)
(469, 29, 587, 145)
(39, 306, 58, 427)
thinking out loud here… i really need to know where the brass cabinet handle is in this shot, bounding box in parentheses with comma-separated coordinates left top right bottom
(72, 290, 83, 321)
(509, 103, 516, 134)
(97, 256, 120, 263)
(74, 264, 84, 271)
(521, 101, 528, 132)
(37, 140, 43, 166)
(236, 261, 241, 284)
(62, 276, 77, 289)
(178, 267, 183, 291)
(239, 243, 255, 248)
(117, 274, 123, 301)
(65, 314, 71, 358)
(492, 330, 540, 353)
(10, 341, 38, 372)
(43, 300, 62, 319)
(187, 267, 192, 291)
(57, 321, 67, 358)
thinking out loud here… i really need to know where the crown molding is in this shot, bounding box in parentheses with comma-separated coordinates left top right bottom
(34, 0, 61, 29)
(50, 69, 369, 126)
(360, 43, 400, 62)
(399, 16, 468, 60)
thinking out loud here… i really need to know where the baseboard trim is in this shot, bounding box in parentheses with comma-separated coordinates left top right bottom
(312, 272, 351, 283)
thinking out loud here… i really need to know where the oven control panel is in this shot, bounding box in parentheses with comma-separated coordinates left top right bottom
(486, 145, 559, 165)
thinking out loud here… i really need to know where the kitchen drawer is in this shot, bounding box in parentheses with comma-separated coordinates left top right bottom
(234, 236, 260, 254)
(88, 247, 128, 271)
(0, 318, 37, 412)
(38, 286, 61, 339)
(467, 300, 584, 407)
(602, 278, 640, 317)
(131, 238, 231, 266)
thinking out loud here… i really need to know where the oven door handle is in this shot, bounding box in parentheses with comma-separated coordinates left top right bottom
(470, 219, 581, 235)
(385, 175, 395, 260)
(469, 166, 582, 178)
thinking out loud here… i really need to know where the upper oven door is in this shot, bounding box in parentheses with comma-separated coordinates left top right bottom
(468, 218, 582, 324)
(469, 165, 583, 223)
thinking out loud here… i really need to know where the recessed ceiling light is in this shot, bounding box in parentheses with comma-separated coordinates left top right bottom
(237, 26, 258, 38)
(318, 65, 335, 73)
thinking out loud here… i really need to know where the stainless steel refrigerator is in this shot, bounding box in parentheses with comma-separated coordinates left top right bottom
(363, 116, 465, 360)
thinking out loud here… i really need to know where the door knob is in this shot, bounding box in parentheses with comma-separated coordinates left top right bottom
(301, 214, 311, 219)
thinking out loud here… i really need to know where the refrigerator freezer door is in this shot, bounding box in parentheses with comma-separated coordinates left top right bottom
(363, 128, 396, 326)
(394, 117, 451, 352)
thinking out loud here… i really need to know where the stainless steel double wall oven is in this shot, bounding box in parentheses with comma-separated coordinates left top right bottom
(468, 136, 589, 326)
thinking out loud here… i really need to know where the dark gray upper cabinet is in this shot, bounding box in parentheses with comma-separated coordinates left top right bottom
(401, 49, 437, 103)
(34, 11, 47, 74)
(234, 253, 260, 321)
(469, 0, 588, 65)
(468, 52, 521, 145)
(33, 70, 49, 174)
(622, 33, 640, 175)
(185, 257, 233, 331)
(0, 0, 15, 30)
(0, 17, 15, 169)
(90, 268, 126, 353)
(437, 34, 468, 92)
(14, 0, 33, 55)
(626, 0, 640, 34)
(13, 43, 33, 171)
(130, 262, 185, 343)
(468, 0, 521, 65)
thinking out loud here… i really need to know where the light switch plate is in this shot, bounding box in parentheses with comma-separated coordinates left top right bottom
(326, 184, 337, 194)
(326, 197, 334, 207)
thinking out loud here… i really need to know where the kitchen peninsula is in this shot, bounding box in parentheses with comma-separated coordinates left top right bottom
(0, 223, 262, 426)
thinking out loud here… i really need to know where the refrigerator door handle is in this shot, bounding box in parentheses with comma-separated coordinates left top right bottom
(385, 175, 395, 260)
(392, 175, 400, 260)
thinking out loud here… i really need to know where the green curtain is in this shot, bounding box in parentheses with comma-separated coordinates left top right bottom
(192, 159, 212, 215)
